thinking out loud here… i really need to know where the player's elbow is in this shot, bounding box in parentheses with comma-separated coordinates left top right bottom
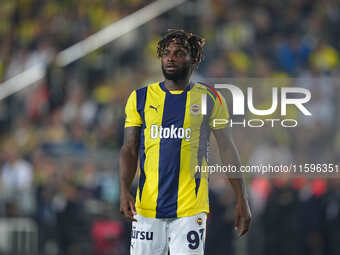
(120, 144, 139, 161)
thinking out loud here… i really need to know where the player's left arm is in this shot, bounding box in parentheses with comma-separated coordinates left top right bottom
(213, 127, 252, 237)
(209, 90, 251, 237)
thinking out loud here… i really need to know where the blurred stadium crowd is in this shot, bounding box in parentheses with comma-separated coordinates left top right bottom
(0, 0, 339, 254)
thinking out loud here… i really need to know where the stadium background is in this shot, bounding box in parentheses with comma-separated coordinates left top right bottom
(0, 0, 340, 254)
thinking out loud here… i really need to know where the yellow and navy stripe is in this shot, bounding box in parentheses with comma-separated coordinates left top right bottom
(136, 87, 147, 203)
(156, 82, 191, 217)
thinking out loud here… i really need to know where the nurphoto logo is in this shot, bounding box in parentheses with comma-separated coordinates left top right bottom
(202, 84, 312, 128)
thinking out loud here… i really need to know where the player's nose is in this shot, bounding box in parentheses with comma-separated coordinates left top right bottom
(167, 53, 176, 63)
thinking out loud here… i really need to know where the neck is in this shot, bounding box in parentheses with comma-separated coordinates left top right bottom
(164, 77, 190, 91)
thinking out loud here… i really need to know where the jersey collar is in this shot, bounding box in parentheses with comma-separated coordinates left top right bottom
(159, 81, 194, 94)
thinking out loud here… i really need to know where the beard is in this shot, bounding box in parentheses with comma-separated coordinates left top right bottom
(161, 64, 191, 81)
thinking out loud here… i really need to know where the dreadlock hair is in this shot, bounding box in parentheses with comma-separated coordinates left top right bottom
(157, 29, 206, 66)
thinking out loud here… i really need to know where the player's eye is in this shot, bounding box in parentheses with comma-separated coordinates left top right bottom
(176, 51, 186, 57)
(162, 50, 170, 56)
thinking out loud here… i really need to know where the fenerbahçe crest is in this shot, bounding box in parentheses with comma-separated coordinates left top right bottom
(190, 104, 201, 115)
(196, 217, 203, 226)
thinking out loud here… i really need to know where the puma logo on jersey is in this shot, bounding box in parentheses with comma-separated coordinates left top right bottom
(131, 230, 153, 240)
(149, 105, 159, 112)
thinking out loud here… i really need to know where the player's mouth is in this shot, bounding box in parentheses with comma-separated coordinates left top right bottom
(165, 65, 178, 71)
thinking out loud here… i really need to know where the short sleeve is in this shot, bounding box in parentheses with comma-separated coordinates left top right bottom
(209, 92, 229, 129)
(124, 91, 143, 127)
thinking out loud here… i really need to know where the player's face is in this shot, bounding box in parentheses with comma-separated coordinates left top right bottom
(161, 42, 192, 81)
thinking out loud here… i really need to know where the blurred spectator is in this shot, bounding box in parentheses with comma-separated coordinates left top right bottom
(275, 32, 311, 74)
(262, 179, 303, 255)
(1, 142, 34, 215)
(310, 41, 339, 72)
(206, 178, 235, 255)
(57, 182, 92, 255)
(300, 179, 328, 255)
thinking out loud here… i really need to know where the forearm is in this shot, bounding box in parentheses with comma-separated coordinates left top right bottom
(119, 145, 138, 192)
(221, 147, 247, 200)
(227, 177, 248, 201)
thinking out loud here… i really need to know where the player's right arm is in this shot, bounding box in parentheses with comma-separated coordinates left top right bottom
(119, 90, 143, 221)
(119, 126, 140, 221)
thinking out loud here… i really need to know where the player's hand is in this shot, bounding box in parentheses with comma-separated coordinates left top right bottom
(120, 190, 137, 221)
(234, 197, 251, 237)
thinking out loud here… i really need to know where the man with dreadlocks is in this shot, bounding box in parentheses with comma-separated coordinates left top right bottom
(119, 30, 251, 254)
